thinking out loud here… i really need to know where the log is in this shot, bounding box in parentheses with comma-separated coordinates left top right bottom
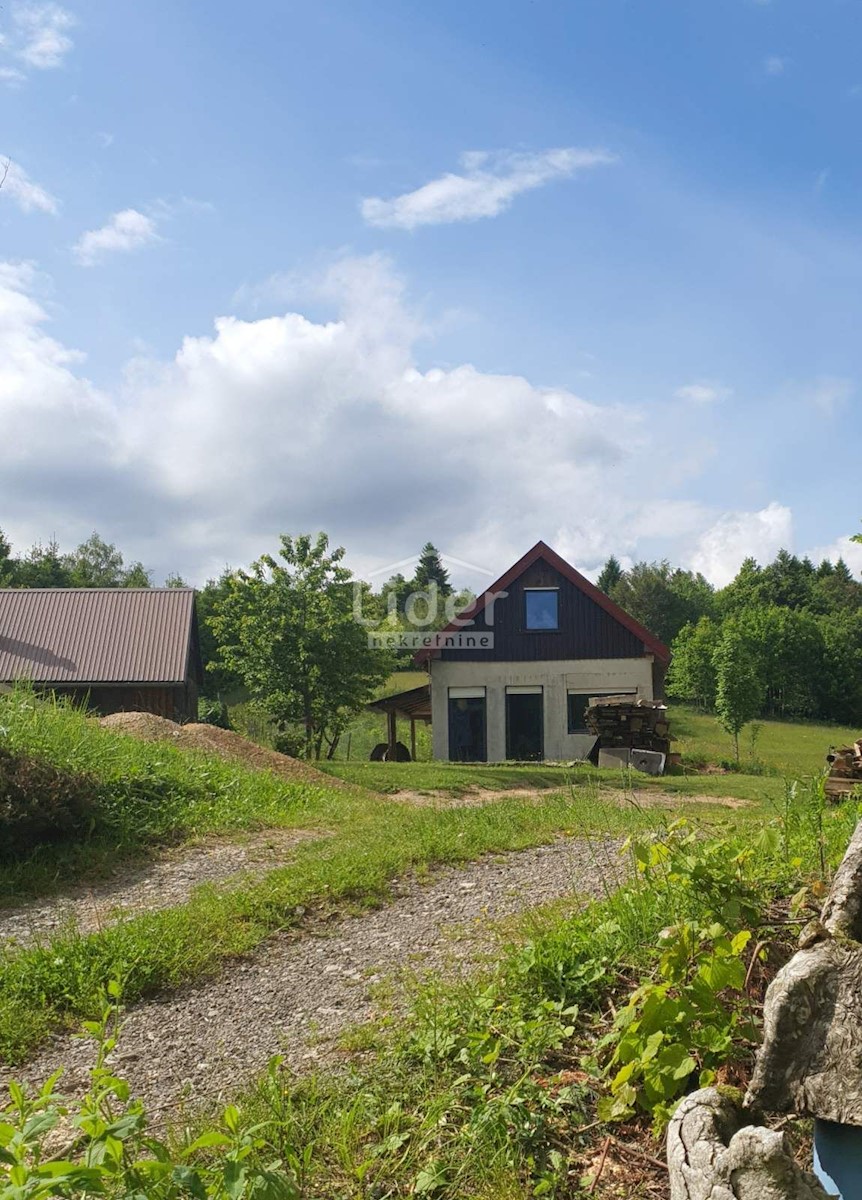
(667, 1089, 832, 1200)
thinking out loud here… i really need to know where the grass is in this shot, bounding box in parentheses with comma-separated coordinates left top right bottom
(669, 703, 858, 775)
(320, 758, 789, 806)
(162, 784, 859, 1200)
(0, 689, 350, 903)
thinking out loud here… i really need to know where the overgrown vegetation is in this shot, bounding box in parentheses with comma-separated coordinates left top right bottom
(3, 783, 855, 1198)
(0, 688, 333, 900)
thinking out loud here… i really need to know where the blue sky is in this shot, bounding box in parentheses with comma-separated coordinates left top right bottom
(3, 0, 862, 588)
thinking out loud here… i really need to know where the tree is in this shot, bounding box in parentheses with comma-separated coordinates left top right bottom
(713, 623, 765, 762)
(64, 532, 125, 587)
(412, 542, 452, 597)
(610, 561, 715, 645)
(0, 529, 15, 585)
(596, 555, 623, 595)
(210, 533, 392, 758)
(14, 540, 71, 588)
(164, 572, 189, 588)
(666, 617, 719, 709)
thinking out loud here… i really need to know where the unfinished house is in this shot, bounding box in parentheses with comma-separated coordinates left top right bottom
(413, 541, 670, 762)
(0, 587, 203, 721)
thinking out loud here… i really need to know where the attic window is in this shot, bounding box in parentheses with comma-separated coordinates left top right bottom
(524, 588, 559, 631)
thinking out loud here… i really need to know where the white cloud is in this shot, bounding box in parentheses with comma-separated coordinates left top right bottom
(0, 255, 828, 593)
(690, 502, 793, 587)
(811, 534, 862, 578)
(764, 54, 789, 76)
(72, 209, 160, 266)
(806, 375, 854, 416)
(674, 381, 731, 404)
(11, 2, 74, 68)
(0, 253, 719, 583)
(0, 158, 58, 213)
(361, 147, 617, 230)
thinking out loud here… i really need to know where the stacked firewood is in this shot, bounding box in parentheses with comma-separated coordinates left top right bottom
(826, 740, 862, 798)
(584, 696, 671, 755)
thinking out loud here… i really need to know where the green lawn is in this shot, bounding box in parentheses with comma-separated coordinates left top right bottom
(669, 703, 858, 776)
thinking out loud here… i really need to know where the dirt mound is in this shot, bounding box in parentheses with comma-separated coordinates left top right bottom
(98, 712, 339, 787)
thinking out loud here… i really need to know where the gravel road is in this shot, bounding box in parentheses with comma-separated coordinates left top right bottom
(0, 828, 323, 947)
(2, 834, 625, 1117)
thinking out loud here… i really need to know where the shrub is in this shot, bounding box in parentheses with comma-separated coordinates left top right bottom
(0, 745, 94, 858)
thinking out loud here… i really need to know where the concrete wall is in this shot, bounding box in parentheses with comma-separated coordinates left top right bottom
(430, 657, 655, 762)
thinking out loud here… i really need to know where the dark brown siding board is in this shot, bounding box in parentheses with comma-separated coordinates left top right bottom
(441, 560, 647, 663)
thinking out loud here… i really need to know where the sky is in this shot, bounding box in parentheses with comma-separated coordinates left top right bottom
(3, 0, 862, 591)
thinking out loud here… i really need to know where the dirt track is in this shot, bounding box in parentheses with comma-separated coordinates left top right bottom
(2, 834, 625, 1116)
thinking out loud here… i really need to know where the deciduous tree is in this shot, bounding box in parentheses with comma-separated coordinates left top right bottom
(210, 533, 392, 758)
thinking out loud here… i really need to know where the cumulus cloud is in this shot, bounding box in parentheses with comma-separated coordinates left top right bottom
(764, 54, 789, 76)
(0, 158, 58, 213)
(1, 2, 74, 78)
(72, 209, 160, 266)
(0, 254, 809, 589)
(690, 502, 793, 587)
(361, 147, 616, 230)
(811, 534, 862, 578)
(674, 381, 731, 404)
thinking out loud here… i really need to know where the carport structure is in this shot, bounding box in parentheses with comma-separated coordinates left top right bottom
(366, 682, 431, 760)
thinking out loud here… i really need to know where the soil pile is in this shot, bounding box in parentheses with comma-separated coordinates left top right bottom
(98, 712, 339, 787)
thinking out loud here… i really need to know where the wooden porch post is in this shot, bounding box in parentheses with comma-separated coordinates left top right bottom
(387, 709, 397, 758)
(410, 718, 416, 762)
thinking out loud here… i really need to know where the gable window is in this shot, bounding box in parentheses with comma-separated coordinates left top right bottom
(524, 588, 559, 631)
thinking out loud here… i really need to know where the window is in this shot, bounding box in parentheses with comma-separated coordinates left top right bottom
(567, 693, 590, 734)
(524, 588, 559, 630)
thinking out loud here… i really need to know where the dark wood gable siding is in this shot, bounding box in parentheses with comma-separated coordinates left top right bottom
(441, 559, 648, 662)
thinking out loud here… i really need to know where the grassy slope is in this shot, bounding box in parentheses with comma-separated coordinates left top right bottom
(670, 703, 859, 775)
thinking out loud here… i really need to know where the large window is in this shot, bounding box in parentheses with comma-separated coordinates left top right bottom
(524, 588, 559, 630)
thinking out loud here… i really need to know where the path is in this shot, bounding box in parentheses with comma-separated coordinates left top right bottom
(0, 828, 323, 948)
(2, 835, 625, 1116)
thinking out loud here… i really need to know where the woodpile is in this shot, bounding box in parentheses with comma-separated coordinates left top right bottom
(825, 740, 862, 799)
(584, 696, 671, 756)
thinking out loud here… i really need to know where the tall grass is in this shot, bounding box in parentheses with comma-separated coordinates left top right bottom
(0, 688, 344, 899)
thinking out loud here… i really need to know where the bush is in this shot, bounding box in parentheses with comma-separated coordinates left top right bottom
(0, 745, 94, 858)
(197, 696, 231, 728)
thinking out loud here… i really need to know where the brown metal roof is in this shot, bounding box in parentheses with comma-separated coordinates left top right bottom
(367, 683, 432, 721)
(0, 588, 198, 685)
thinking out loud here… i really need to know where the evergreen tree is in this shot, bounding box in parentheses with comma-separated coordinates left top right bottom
(412, 543, 452, 597)
(596, 555, 623, 595)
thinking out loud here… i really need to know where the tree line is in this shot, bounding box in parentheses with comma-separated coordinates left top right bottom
(596, 543, 862, 738)
(0, 528, 462, 759)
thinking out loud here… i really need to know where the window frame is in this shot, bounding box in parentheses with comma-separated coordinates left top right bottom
(523, 586, 560, 632)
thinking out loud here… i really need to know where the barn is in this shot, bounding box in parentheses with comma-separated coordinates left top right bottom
(0, 587, 203, 721)
(411, 541, 670, 762)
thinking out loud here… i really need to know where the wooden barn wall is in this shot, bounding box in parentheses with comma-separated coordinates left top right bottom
(49, 684, 195, 721)
(441, 559, 647, 663)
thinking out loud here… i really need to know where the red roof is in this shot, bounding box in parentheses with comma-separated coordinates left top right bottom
(414, 541, 670, 664)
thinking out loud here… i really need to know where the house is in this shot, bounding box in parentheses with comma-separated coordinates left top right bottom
(0, 587, 203, 721)
(413, 541, 670, 762)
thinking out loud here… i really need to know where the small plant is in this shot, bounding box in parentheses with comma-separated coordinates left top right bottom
(0, 984, 303, 1199)
(599, 920, 758, 1130)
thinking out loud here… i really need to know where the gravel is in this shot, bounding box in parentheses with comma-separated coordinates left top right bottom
(0, 828, 323, 948)
(1, 834, 625, 1117)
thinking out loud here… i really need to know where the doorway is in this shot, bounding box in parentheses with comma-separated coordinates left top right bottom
(448, 694, 487, 762)
(506, 689, 544, 760)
